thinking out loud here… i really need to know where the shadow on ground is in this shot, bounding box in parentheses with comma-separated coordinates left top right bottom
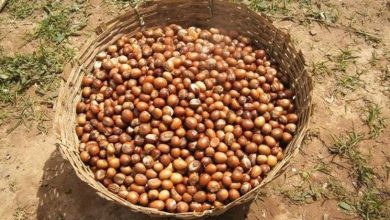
(36, 149, 250, 220)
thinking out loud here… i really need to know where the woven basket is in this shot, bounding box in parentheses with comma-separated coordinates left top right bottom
(54, 0, 312, 218)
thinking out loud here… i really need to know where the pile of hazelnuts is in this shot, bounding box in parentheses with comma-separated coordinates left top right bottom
(76, 24, 298, 213)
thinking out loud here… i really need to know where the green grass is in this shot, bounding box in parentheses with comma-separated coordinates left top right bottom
(325, 49, 365, 95)
(282, 174, 390, 220)
(335, 71, 364, 93)
(248, 0, 291, 15)
(329, 131, 374, 187)
(299, 161, 332, 181)
(6, 0, 38, 19)
(280, 161, 331, 203)
(314, 48, 376, 97)
(0, 44, 70, 131)
(5, 0, 62, 19)
(329, 131, 362, 155)
(1, 1, 87, 133)
(334, 187, 390, 220)
(0, 47, 62, 133)
(310, 51, 365, 97)
(2, 1, 84, 103)
(245, 0, 339, 25)
(0, 47, 73, 104)
(33, 12, 73, 43)
(355, 190, 390, 220)
(326, 179, 350, 201)
(327, 131, 389, 220)
(281, 183, 327, 203)
(365, 103, 387, 138)
(310, 60, 332, 77)
(282, 130, 389, 220)
(32, 7, 87, 44)
(330, 48, 359, 72)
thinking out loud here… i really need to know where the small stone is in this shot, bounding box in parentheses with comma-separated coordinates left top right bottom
(6, 154, 11, 160)
(309, 30, 317, 36)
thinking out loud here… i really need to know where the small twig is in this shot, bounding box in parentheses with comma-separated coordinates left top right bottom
(329, 160, 349, 170)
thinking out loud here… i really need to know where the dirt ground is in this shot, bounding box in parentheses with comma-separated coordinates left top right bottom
(0, 0, 389, 220)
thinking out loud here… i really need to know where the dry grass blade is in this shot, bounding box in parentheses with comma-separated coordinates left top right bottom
(5, 96, 50, 134)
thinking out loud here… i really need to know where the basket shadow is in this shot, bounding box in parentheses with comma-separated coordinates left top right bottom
(36, 149, 250, 220)
(205, 203, 251, 220)
(36, 149, 149, 220)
